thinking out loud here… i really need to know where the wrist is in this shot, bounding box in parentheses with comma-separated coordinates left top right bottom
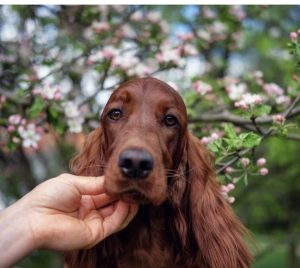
(0, 199, 37, 267)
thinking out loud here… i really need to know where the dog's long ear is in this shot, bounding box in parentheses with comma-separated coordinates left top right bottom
(66, 127, 105, 268)
(186, 132, 253, 267)
(70, 127, 105, 176)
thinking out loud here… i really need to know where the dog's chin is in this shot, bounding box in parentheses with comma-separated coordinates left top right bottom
(120, 189, 151, 204)
(105, 185, 166, 206)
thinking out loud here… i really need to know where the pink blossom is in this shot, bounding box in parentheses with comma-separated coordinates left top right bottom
(91, 21, 110, 33)
(234, 93, 263, 110)
(32, 88, 41, 95)
(257, 158, 266, 166)
(192, 80, 213, 96)
(41, 84, 61, 100)
(221, 185, 230, 193)
(275, 95, 291, 106)
(225, 167, 234, 174)
(263, 83, 284, 97)
(88, 46, 119, 63)
(227, 183, 235, 191)
(259, 168, 269, 176)
(201, 132, 221, 145)
(20, 119, 27, 126)
(241, 157, 250, 167)
(203, 7, 217, 19)
(8, 114, 22, 125)
(0, 95, 6, 103)
(155, 43, 183, 66)
(273, 114, 285, 124)
(177, 32, 194, 41)
(290, 32, 298, 41)
(229, 5, 246, 21)
(7, 125, 16, 132)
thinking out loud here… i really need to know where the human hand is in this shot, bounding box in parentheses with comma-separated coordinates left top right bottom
(21, 173, 138, 251)
(0, 173, 139, 268)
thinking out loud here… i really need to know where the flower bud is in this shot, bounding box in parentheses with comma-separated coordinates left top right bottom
(257, 158, 266, 166)
(228, 196, 235, 204)
(225, 167, 234, 174)
(7, 125, 15, 132)
(290, 32, 298, 41)
(241, 157, 250, 167)
(227, 183, 235, 191)
(273, 114, 285, 124)
(259, 168, 269, 176)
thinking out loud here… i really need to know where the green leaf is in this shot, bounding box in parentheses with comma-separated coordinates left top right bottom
(253, 105, 272, 117)
(224, 124, 237, 139)
(28, 96, 44, 119)
(239, 132, 261, 148)
(49, 104, 60, 119)
(208, 141, 220, 153)
(7, 142, 18, 151)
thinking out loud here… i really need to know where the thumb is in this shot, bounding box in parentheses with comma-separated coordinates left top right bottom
(102, 201, 139, 239)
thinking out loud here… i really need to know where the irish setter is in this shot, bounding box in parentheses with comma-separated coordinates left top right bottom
(66, 77, 252, 268)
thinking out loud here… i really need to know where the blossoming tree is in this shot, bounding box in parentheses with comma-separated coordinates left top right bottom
(0, 5, 300, 267)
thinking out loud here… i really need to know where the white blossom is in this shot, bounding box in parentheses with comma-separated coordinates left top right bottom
(18, 124, 41, 148)
(147, 11, 161, 23)
(192, 80, 213, 95)
(8, 114, 22, 125)
(226, 83, 247, 101)
(67, 117, 84, 133)
(234, 93, 263, 110)
(131, 10, 143, 21)
(40, 83, 61, 100)
(113, 54, 139, 70)
(263, 83, 284, 97)
(63, 101, 80, 118)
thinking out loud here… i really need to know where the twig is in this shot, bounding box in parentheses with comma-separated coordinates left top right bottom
(189, 107, 300, 125)
(216, 93, 300, 174)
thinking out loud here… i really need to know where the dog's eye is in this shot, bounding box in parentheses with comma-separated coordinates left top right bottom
(163, 115, 178, 127)
(108, 109, 122, 120)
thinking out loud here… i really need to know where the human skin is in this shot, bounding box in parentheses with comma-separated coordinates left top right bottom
(0, 174, 138, 268)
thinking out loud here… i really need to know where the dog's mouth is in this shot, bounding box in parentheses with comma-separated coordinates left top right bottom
(120, 189, 150, 204)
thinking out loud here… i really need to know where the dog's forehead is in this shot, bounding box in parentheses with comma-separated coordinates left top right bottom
(109, 78, 185, 108)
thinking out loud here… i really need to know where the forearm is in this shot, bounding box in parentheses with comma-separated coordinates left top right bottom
(0, 200, 36, 268)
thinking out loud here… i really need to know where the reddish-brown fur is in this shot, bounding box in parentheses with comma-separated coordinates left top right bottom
(66, 77, 252, 268)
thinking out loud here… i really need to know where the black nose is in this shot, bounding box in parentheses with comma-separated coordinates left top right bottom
(118, 149, 154, 179)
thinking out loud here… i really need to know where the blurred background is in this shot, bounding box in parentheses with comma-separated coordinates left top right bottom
(0, 5, 300, 267)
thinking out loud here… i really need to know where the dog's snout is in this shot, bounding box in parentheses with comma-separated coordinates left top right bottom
(118, 149, 154, 179)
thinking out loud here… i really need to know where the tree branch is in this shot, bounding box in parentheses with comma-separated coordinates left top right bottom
(190, 107, 300, 125)
(216, 93, 300, 174)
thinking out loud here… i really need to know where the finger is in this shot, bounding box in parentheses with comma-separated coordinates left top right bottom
(61, 174, 106, 195)
(102, 201, 132, 238)
(98, 203, 116, 218)
(91, 194, 118, 209)
(119, 203, 139, 230)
